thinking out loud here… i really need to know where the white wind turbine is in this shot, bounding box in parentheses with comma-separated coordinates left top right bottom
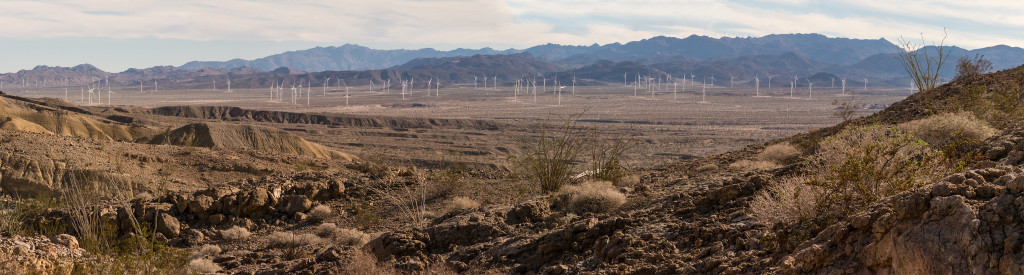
(571, 74, 576, 95)
(226, 76, 232, 93)
(87, 87, 95, 105)
(807, 79, 814, 99)
(864, 78, 868, 91)
(700, 82, 707, 103)
(841, 78, 847, 95)
(427, 78, 433, 96)
(343, 80, 350, 106)
(673, 80, 678, 100)
(323, 76, 332, 96)
(108, 89, 114, 105)
(755, 76, 760, 97)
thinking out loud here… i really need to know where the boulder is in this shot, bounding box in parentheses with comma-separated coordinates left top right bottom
(156, 213, 181, 238)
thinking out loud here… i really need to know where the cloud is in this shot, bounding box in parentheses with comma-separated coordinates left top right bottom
(0, 0, 1021, 72)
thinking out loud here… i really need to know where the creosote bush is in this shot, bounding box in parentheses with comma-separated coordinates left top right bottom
(562, 181, 626, 214)
(806, 125, 950, 218)
(955, 54, 993, 80)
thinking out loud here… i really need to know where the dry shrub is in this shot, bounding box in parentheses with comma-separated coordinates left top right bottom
(313, 223, 370, 246)
(269, 232, 322, 248)
(315, 222, 339, 238)
(695, 164, 718, 173)
(444, 196, 480, 214)
(898, 111, 998, 149)
(757, 142, 801, 163)
(221, 226, 251, 240)
(729, 160, 779, 172)
(188, 258, 221, 274)
(190, 244, 222, 260)
(749, 177, 820, 224)
(562, 181, 626, 214)
(309, 204, 334, 221)
(345, 249, 397, 275)
(335, 228, 371, 246)
(270, 232, 323, 260)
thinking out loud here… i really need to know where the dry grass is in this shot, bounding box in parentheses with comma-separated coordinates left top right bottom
(562, 181, 627, 214)
(190, 244, 222, 260)
(729, 160, 779, 172)
(757, 142, 801, 163)
(749, 177, 820, 225)
(898, 111, 998, 149)
(188, 258, 221, 274)
(221, 226, 251, 240)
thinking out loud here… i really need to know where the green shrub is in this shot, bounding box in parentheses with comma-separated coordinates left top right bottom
(806, 125, 950, 218)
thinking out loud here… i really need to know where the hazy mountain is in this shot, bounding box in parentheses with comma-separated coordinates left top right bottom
(0, 64, 109, 89)
(179, 44, 520, 72)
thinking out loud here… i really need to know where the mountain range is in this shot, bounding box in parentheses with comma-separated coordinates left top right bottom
(2, 34, 1022, 90)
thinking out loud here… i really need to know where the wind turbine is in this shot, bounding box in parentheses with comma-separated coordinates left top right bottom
(108, 89, 114, 105)
(323, 76, 331, 96)
(807, 79, 814, 99)
(343, 80, 350, 106)
(767, 75, 773, 90)
(700, 82, 707, 103)
(841, 78, 847, 95)
(571, 74, 576, 95)
(864, 78, 868, 91)
(755, 76, 760, 97)
(227, 76, 232, 93)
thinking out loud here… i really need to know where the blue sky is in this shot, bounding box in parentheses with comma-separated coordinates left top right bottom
(1, 0, 1021, 73)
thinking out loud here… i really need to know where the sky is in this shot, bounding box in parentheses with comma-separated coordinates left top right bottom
(0, 0, 1022, 73)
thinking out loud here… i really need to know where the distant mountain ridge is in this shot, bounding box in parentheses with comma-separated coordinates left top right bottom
(2, 34, 1022, 91)
(178, 44, 519, 72)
